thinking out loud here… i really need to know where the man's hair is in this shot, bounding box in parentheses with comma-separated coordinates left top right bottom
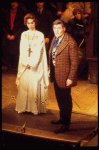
(53, 19, 66, 28)
(24, 13, 38, 26)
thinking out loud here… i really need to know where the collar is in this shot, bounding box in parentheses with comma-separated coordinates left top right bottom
(55, 34, 65, 44)
(10, 8, 17, 14)
(37, 8, 43, 14)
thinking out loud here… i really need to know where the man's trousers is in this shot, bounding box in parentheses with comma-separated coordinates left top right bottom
(53, 66, 72, 126)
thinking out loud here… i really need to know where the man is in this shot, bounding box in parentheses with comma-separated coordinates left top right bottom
(30, 2, 53, 62)
(2, 2, 27, 71)
(49, 20, 78, 133)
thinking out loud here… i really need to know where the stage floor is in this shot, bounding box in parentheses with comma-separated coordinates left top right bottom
(2, 71, 98, 116)
(2, 71, 98, 147)
(2, 103, 98, 147)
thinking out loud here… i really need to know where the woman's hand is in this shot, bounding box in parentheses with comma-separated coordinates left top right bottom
(48, 70, 50, 78)
(45, 38, 50, 44)
(26, 64, 31, 69)
(57, 11, 62, 16)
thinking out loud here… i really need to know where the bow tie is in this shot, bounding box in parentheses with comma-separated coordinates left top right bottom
(53, 38, 59, 48)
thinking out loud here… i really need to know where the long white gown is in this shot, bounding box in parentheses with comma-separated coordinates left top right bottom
(15, 30, 49, 114)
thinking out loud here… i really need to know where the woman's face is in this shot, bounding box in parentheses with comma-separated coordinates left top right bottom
(75, 12, 82, 20)
(27, 19, 36, 31)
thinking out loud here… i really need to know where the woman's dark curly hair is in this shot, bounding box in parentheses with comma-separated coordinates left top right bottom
(73, 8, 83, 16)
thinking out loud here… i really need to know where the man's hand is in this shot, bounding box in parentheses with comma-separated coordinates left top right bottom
(7, 35, 12, 40)
(66, 79, 73, 86)
(7, 35, 15, 40)
(11, 35, 15, 40)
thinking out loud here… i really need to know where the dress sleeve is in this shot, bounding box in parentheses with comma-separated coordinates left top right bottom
(19, 32, 28, 66)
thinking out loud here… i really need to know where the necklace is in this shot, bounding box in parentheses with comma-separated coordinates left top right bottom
(27, 30, 36, 57)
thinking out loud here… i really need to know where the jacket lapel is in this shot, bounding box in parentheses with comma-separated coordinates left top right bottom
(6, 9, 11, 27)
(56, 33, 68, 56)
(49, 33, 68, 58)
(49, 36, 56, 55)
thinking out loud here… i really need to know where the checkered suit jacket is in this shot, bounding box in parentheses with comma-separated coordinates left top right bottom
(49, 32, 78, 89)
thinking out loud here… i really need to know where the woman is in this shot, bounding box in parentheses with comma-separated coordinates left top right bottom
(15, 13, 49, 114)
(67, 8, 89, 79)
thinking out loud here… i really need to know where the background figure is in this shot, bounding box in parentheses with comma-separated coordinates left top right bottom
(30, 2, 53, 63)
(60, 2, 84, 24)
(44, 2, 58, 21)
(49, 20, 78, 133)
(21, 1, 36, 13)
(15, 13, 49, 114)
(67, 8, 90, 79)
(56, 2, 67, 19)
(2, 2, 27, 71)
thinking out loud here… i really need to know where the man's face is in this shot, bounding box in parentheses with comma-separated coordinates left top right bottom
(36, 2, 44, 9)
(11, 2, 19, 9)
(53, 24, 66, 38)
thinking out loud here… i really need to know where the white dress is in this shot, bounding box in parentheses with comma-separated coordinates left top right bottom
(15, 30, 49, 114)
